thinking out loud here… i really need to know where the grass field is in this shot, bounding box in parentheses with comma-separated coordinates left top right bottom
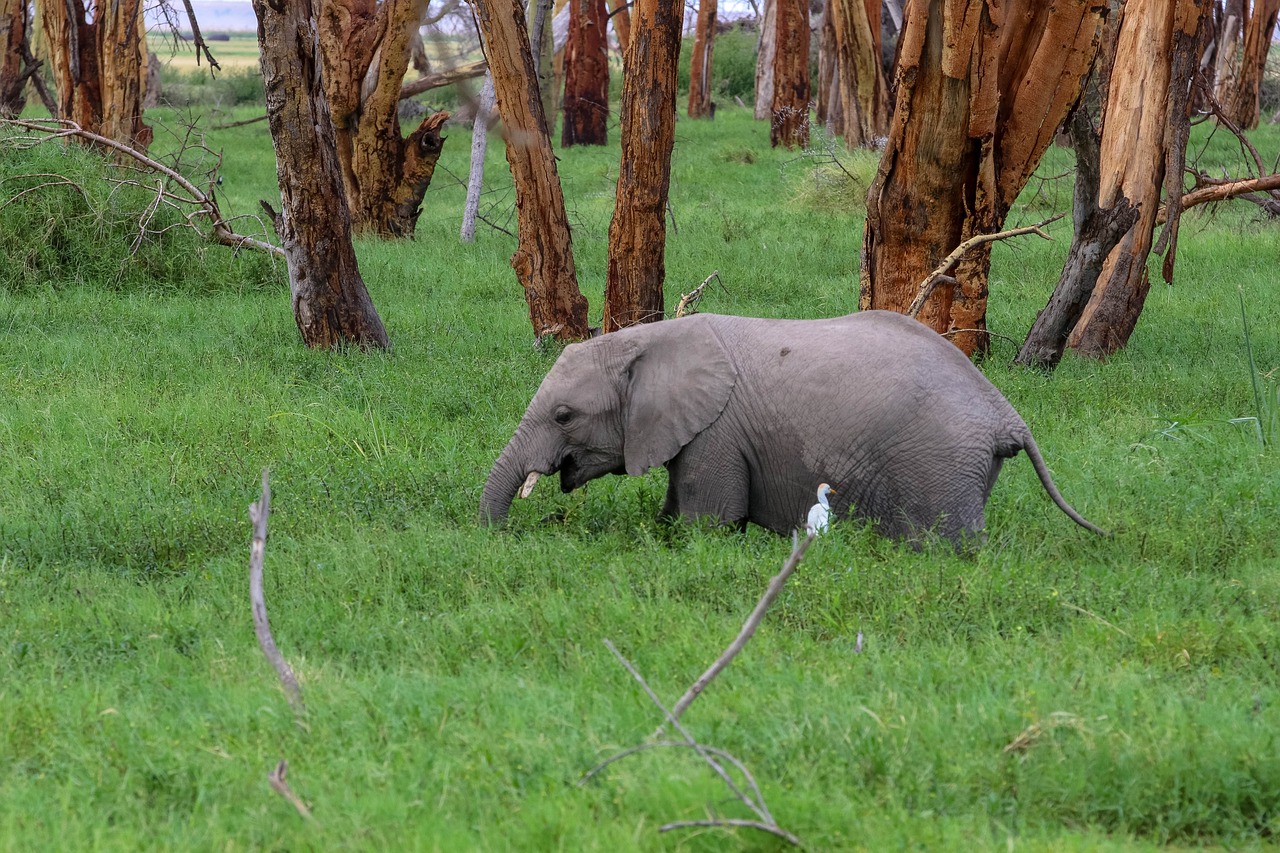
(1, 93, 1278, 851)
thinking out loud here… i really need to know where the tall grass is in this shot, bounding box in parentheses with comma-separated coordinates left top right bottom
(0, 105, 1277, 850)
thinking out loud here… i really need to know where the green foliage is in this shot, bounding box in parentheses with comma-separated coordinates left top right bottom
(0, 105, 1278, 851)
(0, 134, 277, 294)
(677, 26, 763, 106)
(157, 66, 266, 108)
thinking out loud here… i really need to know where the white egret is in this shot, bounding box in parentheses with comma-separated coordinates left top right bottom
(806, 483, 836, 535)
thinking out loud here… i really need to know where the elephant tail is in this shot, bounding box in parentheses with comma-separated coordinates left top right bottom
(1019, 432, 1110, 537)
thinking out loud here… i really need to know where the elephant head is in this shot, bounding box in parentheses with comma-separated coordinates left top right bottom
(479, 322, 737, 525)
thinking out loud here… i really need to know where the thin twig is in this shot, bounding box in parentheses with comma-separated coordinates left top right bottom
(249, 470, 305, 716)
(906, 213, 1065, 318)
(666, 531, 815, 724)
(659, 818, 802, 844)
(267, 760, 314, 820)
(1060, 601, 1133, 639)
(580, 741, 766, 808)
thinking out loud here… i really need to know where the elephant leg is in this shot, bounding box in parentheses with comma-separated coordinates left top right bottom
(662, 449, 750, 528)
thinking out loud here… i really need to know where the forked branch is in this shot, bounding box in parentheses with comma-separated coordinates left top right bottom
(907, 213, 1064, 319)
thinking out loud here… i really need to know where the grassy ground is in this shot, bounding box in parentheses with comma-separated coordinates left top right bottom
(1, 102, 1278, 851)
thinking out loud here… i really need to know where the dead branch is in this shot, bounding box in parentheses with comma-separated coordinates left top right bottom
(1, 118, 283, 259)
(674, 270, 725, 318)
(580, 741, 765, 802)
(660, 818, 801, 841)
(178, 0, 222, 73)
(601, 639, 801, 846)
(267, 760, 314, 820)
(906, 213, 1064, 319)
(249, 470, 305, 716)
(666, 531, 815, 725)
(1159, 173, 1280, 222)
(213, 114, 270, 131)
(399, 59, 489, 100)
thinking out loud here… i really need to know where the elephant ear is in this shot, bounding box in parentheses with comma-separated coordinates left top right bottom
(622, 320, 737, 475)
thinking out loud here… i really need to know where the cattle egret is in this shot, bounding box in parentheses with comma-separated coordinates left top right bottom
(806, 483, 835, 535)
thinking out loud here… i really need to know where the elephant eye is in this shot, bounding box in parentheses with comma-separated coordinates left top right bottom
(554, 407, 574, 425)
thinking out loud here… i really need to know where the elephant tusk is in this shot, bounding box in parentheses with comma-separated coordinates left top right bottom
(519, 471, 541, 499)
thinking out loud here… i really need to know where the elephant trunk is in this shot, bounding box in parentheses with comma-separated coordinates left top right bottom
(479, 432, 549, 526)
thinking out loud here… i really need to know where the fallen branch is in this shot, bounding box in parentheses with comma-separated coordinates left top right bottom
(249, 470, 305, 716)
(906, 213, 1064, 319)
(600, 639, 802, 846)
(268, 760, 314, 820)
(1, 118, 283, 259)
(665, 531, 815, 726)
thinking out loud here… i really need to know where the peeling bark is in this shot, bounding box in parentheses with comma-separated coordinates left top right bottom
(829, 0, 888, 145)
(1066, 0, 1211, 359)
(604, 0, 682, 331)
(769, 0, 810, 148)
(562, 0, 609, 145)
(251, 0, 390, 349)
(1222, 0, 1279, 129)
(473, 0, 590, 340)
(1, 0, 29, 116)
(860, 0, 1110, 357)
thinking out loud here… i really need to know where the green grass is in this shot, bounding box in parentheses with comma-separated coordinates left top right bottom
(1, 103, 1279, 851)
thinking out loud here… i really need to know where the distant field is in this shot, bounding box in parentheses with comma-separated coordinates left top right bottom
(158, 33, 261, 74)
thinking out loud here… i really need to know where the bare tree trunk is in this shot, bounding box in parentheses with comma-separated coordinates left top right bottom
(608, 0, 632, 55)
(1067, 0, 1211, 359)
(461, 71, 497, 243)
(816, 0, 838, 127)
(688, 0, 718, 118)
(473, 0, 591, 340)
(860, 0, 1110, 357)
(829, 0, 888, 145)
(1, 0, 29, 116)
(1212, 0, 1244, 105)
(562, 0, 609, 145)
(604, 0, 682, 331)
(251, 0, 390, 349)
(754, 0, 777, 119)
(1222, 0, 1279, 129)
(37, 0, 151, 151)
(529, 0, 558, 128)
(318, 0, 450, 237)
(769, 0, 809, 148)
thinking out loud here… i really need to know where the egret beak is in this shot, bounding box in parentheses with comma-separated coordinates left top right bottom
(519, 471, 541, 499)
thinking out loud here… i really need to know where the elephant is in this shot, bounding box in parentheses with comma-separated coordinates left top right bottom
(479, 310, 1106, 547)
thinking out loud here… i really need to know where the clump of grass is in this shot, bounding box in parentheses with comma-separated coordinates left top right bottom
(1238, 286, 1278, 449)
(0, 134, 278, 294)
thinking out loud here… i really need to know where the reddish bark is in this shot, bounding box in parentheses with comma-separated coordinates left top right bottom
(604, 0, 683, 331)
(473, 0, 591, 340)
(688, 0, 718, 118)
(769, 0, 810, 148)
(562, 0, 610, 145)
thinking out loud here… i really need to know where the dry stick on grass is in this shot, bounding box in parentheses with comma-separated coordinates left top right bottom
(674, 270, 726, 318)
(249, 469, 305, 716)
(268, 760, 314, 821)
(601, 639, 802, 847)
(665, 531, 816, 727)
(906, 213, 1065, 319)
(0, 118, 283, 259)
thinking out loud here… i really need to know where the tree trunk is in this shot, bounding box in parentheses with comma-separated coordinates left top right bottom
(829, 0, 888, 146)
(251, 0, 390, 349)
(608, 0, 632, 55)
(36, 0, 152, 151)
(1212, 0, 1244, 106)
(473, 0, 591, 340)
(1222, 0, 1279, 129)
(1, 0, 29, 117)
(529, 0, 558, 128)
(688, 0, 718, 118)
(769, 0, 810, 148)
(604, 0, 682, 331)
(754, 0, 777, 119)
(860, 0, 1110, 357)
(318, 0, 450, 237)
(561, 0, 609, 145)
(816, 0, 838, 127)
(461, 71, 497, 244)
(1067, 0, 1211, 359)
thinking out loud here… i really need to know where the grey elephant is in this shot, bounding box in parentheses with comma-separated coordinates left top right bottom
(479, 311, 1105, 546)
